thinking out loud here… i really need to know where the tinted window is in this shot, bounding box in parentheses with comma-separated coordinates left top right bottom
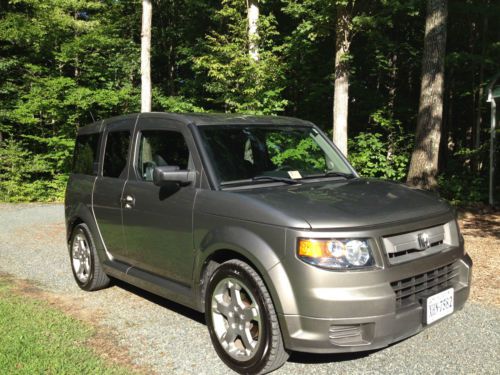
(73, 133, 100, 175)
(103, 131, 131, 178)
(138, 130, 190, 181)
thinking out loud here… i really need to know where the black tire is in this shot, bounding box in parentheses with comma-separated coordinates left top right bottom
(205, 260, 289, 374)
(69, 223, 110, 291)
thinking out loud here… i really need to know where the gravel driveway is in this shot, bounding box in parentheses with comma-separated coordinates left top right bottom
(0, 203, 498, 374)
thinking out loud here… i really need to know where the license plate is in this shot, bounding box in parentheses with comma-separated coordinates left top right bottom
(424, 288, 454, 325)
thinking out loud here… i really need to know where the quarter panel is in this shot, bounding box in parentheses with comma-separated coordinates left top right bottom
(64, 174, 107, 259)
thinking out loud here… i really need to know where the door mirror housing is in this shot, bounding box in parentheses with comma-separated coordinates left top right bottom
(153, 166, 196, 186)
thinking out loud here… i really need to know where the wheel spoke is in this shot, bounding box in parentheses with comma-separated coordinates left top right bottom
(241, 328, 257, 351)
(220, 328, 237, 345)
(77, 261, 84, 275)
(213, 297, 231, 317)
(79, 239, 86, 252)
(84, 258, 90, 274)
(228, 282, 245, 309)
(243, 306, 259, 324)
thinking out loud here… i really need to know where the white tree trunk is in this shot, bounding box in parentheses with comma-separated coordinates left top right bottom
(141, 0, 152, 112)
(247, 0, 259, 61)
(332, 5, 351, 157)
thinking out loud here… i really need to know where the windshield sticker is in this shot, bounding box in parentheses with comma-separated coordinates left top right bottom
(288, 170, 302, 179)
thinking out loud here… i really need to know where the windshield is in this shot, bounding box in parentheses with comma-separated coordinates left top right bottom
(198, 125, 354, 187)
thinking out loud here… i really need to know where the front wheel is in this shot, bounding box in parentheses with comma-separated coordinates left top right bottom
(205, 260, 289, 374)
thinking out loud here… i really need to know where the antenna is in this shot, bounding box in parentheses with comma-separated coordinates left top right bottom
(89, 111, 96, 123)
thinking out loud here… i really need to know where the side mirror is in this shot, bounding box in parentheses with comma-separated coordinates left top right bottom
(153, 166, 196, 186)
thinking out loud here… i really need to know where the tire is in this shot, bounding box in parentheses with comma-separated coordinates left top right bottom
(205, 260, 289, 374)
(69, 223, 110, 291)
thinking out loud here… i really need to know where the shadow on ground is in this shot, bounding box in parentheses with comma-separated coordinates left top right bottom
(111, 278, 206, 325)
(111, 277, 383, 366)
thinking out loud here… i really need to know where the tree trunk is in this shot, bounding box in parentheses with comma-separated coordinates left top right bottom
(332, 4, 351, 157)
(141, 0, 152, 112)
(406, 0, 448, 189)
(247, 0, 259, 61)
(472, 9, 488, 172)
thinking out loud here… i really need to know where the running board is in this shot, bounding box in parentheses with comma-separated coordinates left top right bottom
(103, 260, 197, 311)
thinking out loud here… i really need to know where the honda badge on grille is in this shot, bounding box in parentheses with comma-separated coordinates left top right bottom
(418, 232, 431, 250)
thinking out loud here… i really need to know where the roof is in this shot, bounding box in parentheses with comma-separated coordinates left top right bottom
(77, 112, 314, 134)
(139, 112, 313, 126)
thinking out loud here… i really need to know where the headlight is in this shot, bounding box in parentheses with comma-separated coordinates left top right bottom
(297, 238, 375, 269)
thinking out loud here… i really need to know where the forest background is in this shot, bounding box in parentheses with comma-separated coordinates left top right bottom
(0, 0, 498, 204)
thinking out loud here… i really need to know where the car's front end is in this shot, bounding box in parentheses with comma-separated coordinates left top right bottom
(275, 210, 472, 353)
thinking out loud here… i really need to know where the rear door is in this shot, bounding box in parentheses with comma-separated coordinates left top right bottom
(93, 117, 136, 263)
(121, 116, 200, 286)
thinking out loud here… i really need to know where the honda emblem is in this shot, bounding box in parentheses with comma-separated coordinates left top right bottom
(418, 232, 431, 250)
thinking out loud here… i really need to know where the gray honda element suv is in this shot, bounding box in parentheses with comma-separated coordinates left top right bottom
(65, 113, 472, 374)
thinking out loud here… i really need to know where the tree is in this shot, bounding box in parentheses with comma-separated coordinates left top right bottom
(191, 0, 286, 114)
(407, 0, 448, 189)
(141, 0, 152, 112)
(247, 0, 259, 61)
(332, 1, 353, 156)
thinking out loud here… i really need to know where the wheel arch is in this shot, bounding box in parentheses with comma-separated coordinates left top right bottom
(66, 203, 107, 260)
(194, 226, 298, 316)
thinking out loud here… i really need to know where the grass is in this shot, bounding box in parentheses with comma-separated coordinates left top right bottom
(0, 279, 135, 375)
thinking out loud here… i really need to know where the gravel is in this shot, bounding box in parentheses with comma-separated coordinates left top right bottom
(0, 203, 499, 374)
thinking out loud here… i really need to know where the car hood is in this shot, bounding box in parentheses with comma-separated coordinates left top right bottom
(198, 178, 452, 229)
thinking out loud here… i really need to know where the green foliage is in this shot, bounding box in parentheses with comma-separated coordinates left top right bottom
(0, 0, 496, 204)
(348, 108, 412, 181)
(0, 139, 69, 202)
(0, 0, 141, 201)
(191, 0, 287, 114)
(153, 91, 205, 113)
(437, 146, 489, 205)
(438, 173, 487, 205)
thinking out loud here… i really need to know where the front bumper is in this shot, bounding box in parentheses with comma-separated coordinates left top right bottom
(278, 253, 472, 353)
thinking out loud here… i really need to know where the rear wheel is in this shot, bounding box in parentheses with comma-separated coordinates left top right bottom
(205, 260, 288, 374)
(69, 223, 110, 291)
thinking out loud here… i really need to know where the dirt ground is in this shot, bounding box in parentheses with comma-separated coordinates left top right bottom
(457, 209, 500, 307)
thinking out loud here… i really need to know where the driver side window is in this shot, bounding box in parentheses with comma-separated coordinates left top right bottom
(138, 130, 190, 181)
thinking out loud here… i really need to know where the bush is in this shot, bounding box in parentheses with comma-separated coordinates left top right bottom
(348, 108, 412, 181)
(437, 173, 488, 205)
(0, 139, 68, 202)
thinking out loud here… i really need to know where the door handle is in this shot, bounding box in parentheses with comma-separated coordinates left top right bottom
(121, 195, 135, 209)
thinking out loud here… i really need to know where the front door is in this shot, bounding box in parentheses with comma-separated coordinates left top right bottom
(122, 118, 199, 286)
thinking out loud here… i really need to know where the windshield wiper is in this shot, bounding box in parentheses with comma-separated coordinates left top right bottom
(304, 171, 356, 179)
(251, 175, 300, 184)
(220, 175, 300, 187)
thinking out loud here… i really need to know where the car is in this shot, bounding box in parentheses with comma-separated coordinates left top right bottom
(65, 112, 472, 374)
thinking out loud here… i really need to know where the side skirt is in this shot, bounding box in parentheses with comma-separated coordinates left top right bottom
(103, 259, 200, 312)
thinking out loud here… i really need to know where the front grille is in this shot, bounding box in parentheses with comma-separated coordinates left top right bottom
(391, 262, 459, 309)
(382, 222, 455, 264)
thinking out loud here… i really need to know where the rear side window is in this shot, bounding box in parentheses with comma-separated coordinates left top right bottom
(103, 131, 131, 178)
(73, 133, 100, 175)
(138, 130, 190, 181)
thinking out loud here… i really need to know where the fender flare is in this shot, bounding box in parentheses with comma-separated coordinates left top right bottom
(194, 226, 298, 315)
